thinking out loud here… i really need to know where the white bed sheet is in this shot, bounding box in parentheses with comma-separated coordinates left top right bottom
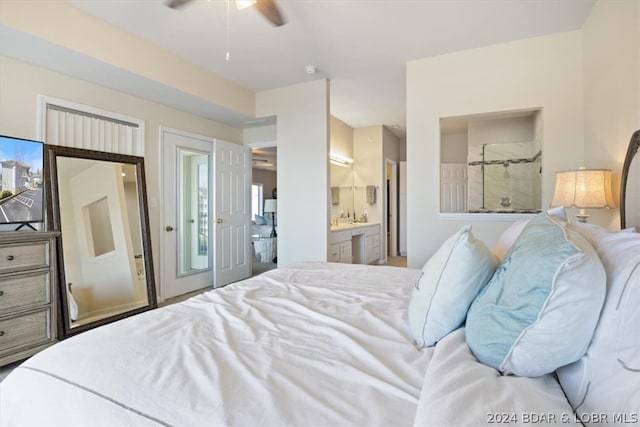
(1, 262, 430, 427)
(413, 329, 580, 427)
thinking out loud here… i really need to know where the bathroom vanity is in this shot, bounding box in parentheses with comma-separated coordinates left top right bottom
(329, 223, 381, 265)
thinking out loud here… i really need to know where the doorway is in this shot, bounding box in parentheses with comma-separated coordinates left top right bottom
(160, 128, 252, 301)
(384, 159, 398, 260)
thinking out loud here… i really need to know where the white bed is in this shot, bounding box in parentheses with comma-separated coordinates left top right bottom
(2, 131, 639, 426)
(2, 245, 639, 426)
(2, 263, 432, 426)
(0, 258, 610, 427)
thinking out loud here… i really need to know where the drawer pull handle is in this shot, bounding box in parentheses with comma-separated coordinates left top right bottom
(0, 290, 4, 296)
(6, 255, 14, 261)
(0, 331, 4, 337)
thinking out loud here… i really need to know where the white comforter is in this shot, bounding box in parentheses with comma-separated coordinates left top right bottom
(1, 262, 431, 427)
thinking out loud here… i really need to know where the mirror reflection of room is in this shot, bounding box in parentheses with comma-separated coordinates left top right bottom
(56, 157, 147, 327)
(440, 109, 543, 214)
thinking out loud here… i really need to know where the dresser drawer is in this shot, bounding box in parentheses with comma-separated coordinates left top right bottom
(0, 271, 50, 314)
(0, 308, 52, 354)
(0, 241, 49, 273)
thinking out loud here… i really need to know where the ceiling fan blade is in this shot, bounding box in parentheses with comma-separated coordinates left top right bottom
(166, 0, 193, 9)
(255, 0, 286, 27)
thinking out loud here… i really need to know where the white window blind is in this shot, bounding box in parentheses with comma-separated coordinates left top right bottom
(45, 104, 144, 157)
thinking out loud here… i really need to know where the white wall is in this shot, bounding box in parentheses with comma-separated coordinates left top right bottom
(256, 79, 330, 266)
(252, 168, 277, 201)
(406, 31, 584, 267)
(399, 138, 407, 161)
(330, 116, 354, 159)
(329, 116, 354, 220)
(0, 1, 254, 118)
(383, 126, 401, 164)
(0, 56, 242, 291)
(582, 0, 640, 229)
(440, 132, 468, 163)
(243, 125, 277, 146)
(353, 126, 383, 225)
(468, 116, 535, 146)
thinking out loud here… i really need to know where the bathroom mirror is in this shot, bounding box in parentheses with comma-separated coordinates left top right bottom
(330, 162, 355, 221)
(45, 145, 157, 338)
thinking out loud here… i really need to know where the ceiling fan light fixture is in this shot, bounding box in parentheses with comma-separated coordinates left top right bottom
(235, 0, 256, 10)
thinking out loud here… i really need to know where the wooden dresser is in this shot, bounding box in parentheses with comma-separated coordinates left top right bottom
(0, 231, 58, 366)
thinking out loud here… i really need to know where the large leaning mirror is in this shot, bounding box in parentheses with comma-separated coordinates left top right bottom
(45, 145, 157, 338)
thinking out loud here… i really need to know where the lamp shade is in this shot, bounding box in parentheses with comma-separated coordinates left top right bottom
(235, 0, 256, 10)
(551, 171, 577, 208)
(551, 168, 615, 209)
(264, 199, 277, 213)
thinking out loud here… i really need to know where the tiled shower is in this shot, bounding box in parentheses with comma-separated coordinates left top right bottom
(468, 141, 542, 212)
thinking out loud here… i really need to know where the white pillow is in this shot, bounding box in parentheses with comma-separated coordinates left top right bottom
(408, 225, 496, 348)
(567, 221, 609, 247)
(569, 221, 637, 247)
(466, 213, 606, 377)
(492, 219, 529, 261)
(546, 205, 568, 221)
(556, 231, 640, 424)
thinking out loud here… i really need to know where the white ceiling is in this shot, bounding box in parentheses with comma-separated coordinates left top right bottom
(16, 1, 596, 137)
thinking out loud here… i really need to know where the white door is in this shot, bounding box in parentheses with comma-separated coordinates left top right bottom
(161, 129, 215, 300)
(440, 163, 468, 213)
(213, 140, 252, 287)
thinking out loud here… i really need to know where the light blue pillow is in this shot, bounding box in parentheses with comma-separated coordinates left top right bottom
(408, 226, 496, 348)
(465, 213, 606, 377)
(254, 214, 267, 225)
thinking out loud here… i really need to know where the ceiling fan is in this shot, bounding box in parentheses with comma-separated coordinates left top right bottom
(167, 0, 286, 27)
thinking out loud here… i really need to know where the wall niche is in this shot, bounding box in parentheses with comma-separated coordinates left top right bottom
(440, 109, 543, 214)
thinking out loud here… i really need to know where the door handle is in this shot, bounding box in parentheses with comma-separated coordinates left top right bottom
(165, 226, 174, 232)
(214, 218, 223, 224)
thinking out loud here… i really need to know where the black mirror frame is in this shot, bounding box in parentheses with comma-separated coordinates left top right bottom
(44, 145, 157, 338)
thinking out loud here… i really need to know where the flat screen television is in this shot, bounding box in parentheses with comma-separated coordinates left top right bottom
(0, 135, 45, 230)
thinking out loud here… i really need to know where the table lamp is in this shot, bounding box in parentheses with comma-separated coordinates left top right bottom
(551, 167, 615, 223)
